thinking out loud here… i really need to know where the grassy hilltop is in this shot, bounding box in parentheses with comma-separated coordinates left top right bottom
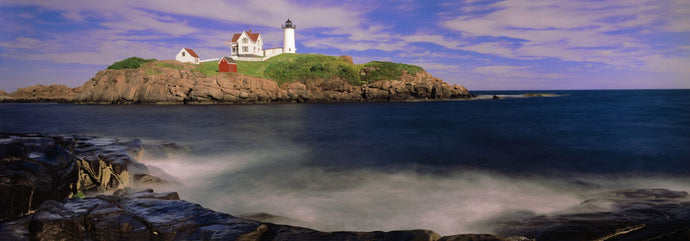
(108, 54, 425, 86)
(234, 54, 424, 86)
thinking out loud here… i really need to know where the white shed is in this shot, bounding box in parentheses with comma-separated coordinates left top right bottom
(176, 48, 200, 64)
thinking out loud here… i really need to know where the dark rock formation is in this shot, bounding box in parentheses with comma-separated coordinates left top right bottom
(1, 60, 472, 104)
(495, 189, 690, 241)
(0, 134, 79, 222)
(439, 234, 528, 241)
(0, 134, 152, 221)
(0, 189, 445, 241)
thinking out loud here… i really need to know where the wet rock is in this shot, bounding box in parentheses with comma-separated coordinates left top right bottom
(1, 190, 443, 241)
(495, 189, 690, 241)
(133, 174, 165, 184)
(0, 134, 79, 221)
(0, 134, 166, 222)
(439, 234, 529, 241)
(66, 136, 148, 193)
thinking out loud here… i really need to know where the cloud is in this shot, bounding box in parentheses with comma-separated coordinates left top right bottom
(440, 0, 690, 73)
(61, 11, 84, 21)
(303, 37, 406, 52)
(0, 0, 372, 63)
(0, 37, 40, 49)
(473, 65, 530, 75)
(402, 34, 466, 50)
(470, 65, 566, 84)
(639, 55, 690, 73)
(99, 9, 196, 36)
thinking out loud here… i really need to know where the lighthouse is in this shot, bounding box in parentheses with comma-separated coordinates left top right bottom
(282, 19, 296, 53)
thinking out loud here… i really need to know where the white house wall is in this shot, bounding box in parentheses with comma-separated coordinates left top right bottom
(237, 32, 263, 57)
(263, 48, 283, 59)
(175, 49, 199, 64)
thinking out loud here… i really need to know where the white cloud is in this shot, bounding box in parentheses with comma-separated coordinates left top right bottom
(440, 0, 690, 73)
(639, 55, 690, 73)
(0, 0, 373, 62)
(472, 65, 565, 80)
(99, 9, 196, 36)
(0, 37, 63, 52)
(303, 37, 406, 52)
(402, 34, 466, 50)
(61, 11, 84, 21)
(473, 65, 529, 74)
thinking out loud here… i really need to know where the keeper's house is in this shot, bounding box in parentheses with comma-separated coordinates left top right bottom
(230, 30, 263, 57)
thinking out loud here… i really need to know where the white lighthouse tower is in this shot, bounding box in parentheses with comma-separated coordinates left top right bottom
(282, 19, 296, 53)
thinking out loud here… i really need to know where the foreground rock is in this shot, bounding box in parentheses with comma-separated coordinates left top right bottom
(1, 60, 472, 104)
(495, 189, 690, 241)
(0, 189, 446, 241)
(0, 134, 78, 221)
(0, 133, 159, 221)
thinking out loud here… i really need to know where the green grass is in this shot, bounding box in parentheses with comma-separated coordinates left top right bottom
(181, 54, 425, 85)
(156, 62, 183, 69)
(107, 55, 423, 85)
(237, 60, 267, 77)
(262, 54, 362, 85)
(193, 62, 220, 76)
(360, 61, 424, 84)
(108, 57, 157, 70)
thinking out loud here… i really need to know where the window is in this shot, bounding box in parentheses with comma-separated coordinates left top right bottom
(182, 52, 185, 56)
(242, 46, 248, 52)
(242, 38, 248, 43)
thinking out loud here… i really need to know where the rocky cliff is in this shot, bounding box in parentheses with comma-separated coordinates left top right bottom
(0, 84, 78, 103)
(1, 60, 472, 104)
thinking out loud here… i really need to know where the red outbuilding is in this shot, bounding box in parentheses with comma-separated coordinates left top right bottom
(218, 57, 237, 73)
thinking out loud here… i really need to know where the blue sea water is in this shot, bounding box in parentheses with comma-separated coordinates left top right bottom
(1, 89, 689, 234)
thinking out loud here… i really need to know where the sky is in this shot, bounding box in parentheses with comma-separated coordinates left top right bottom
(0, 0, 688, 91)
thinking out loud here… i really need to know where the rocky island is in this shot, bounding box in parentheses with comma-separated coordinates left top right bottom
(0, 54, 472, 104)
(1, 133, 689, 241)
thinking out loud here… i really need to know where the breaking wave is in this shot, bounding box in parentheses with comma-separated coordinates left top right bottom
(139, 147, 690, 235)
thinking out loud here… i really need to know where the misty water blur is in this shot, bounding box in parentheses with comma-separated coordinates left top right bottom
(1, 89, 689, 235)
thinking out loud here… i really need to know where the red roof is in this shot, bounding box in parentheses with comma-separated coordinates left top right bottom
(183, 48, 199, 58)
(231, 30, 260, 43)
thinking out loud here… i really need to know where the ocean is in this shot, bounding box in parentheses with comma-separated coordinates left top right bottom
(1, 89, 689, 235)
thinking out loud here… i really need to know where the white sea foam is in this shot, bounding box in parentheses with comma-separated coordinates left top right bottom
(136, 147, 690, 236)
